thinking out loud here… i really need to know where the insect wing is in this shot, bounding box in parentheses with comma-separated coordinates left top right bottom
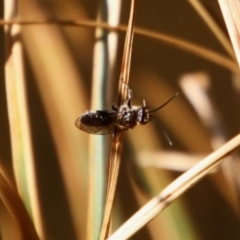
(75, 110, 117, 134)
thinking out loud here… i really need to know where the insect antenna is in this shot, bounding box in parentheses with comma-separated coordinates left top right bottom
(150, 92, 179, 146)
(161, 126, 173, 146)
(151, 117, 173, 146)
(149, 92, 179, 113)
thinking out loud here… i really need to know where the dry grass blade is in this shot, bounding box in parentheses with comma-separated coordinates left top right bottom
(188, 0, 235, 58)
(218, 0, 240, 66)
(4, 1, 44, 238)
(0, 163, 39, 240)
(100, 1, 136, 239)
(108, 133, 240, 240)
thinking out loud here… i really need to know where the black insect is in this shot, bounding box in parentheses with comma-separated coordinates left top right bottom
(75, 88, 178, 135)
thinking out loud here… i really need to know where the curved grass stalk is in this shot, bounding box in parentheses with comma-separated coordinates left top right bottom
(0, 19, 239, 73)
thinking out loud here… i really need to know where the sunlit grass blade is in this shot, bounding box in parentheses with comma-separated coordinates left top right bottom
(109, 133, 240, 240)
(218, 0, 240, 66)
(4, 1, 44, 238)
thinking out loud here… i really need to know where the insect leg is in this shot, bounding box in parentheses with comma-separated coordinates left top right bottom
(142, 99, 146, 107)
(111, 104, 118, 111)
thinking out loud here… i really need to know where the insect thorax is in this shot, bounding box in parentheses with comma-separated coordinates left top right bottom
(115, 104, 151, 131)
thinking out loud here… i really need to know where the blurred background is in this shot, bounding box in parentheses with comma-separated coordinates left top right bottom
(1, 0, 240, 239)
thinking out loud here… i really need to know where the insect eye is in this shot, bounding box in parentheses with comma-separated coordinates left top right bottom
(137, 107, 150, 124)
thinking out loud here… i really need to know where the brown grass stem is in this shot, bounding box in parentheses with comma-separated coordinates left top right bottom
(100, 1, 136, 239)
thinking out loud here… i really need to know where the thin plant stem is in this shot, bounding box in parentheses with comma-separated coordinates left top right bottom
(100, 1, 136, 239)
